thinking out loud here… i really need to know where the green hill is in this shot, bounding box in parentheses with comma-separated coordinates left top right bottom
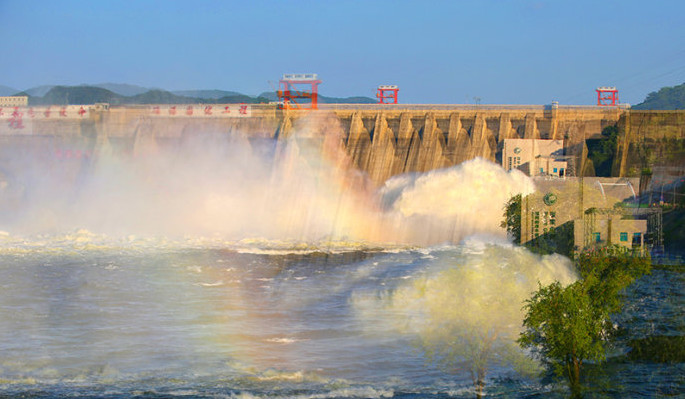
(92, 83, 150, 96)
(0, 85, 19, 96)
(30, 86, 123, 105)
(173, 89, 243, 99)
(26, 86, 271, 106)
(128, 89, 198, 105)
(633, 82, 685, 110)
(256, 91, 376, 104)
(24, 85, 371, 105)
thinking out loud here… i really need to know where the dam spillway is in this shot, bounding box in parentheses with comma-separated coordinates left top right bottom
(0, 103, 683, 186)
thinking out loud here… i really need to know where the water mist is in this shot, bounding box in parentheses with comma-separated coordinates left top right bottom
(0, 113, 586, 398)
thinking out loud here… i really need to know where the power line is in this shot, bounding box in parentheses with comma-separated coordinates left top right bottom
(560, 47, 685, 104)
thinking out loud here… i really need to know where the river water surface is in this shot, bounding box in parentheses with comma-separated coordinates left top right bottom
(0, 235, 681, 398)
(0, 128, 681, 397)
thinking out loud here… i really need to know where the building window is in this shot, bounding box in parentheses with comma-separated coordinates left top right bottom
(553, 167, 558, 173)
(540, 168, 544, 175)
(632, 232, 642, 247)
(620, 232, 628, 242)
(593, 232, 601, 243)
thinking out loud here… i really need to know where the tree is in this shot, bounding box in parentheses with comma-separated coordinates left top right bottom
(633, 82, 685, 110)
(587, 125, 620, 177)
(500, 194, 521, 244)
(518, 246, 650, 397)
(400, 245, 572, 398)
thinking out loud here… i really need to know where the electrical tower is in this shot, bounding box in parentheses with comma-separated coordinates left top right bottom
(277, 74, 322, 110)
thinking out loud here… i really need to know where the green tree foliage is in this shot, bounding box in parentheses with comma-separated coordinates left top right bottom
(518, 246, 650, 398)
(586, 125, 620, 177)
(575, 246, 650, 313)
(633, 82, 685, 110)
(402, 246, 573, 398)
(500, 194, 521, 244)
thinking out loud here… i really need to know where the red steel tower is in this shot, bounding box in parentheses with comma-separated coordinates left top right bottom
(596, 87, 619, 106)
(277, 73, 322, 110)
(376, 85, 399, 104)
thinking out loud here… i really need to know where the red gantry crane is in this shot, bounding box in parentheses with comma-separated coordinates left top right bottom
(376, 85, 399, 104)
(277, 73, 322, 110)
(596, 87, 619, 106)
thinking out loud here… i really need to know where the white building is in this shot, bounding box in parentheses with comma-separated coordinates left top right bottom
(0, 96, 28, 107)
(503, 138, 568, 177)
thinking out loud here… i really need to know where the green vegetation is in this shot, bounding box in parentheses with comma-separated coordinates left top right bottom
(412, 247, 544, 399)
(627, 335, 685, 363)
(633, 82, 685, 110)
(500, 194, 521, 243)
(518, 246, 651, 398)
(30, 85, 120, 105)
(663, 207, 685, 255)
(586, 125, 620, 177)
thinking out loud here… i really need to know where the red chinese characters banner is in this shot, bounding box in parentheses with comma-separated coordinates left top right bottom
(0, 106, 91, 122)
(149, 104, 252, 117)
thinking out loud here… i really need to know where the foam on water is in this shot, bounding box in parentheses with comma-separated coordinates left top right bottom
(351, 239, 577, 381)
(379, 157, 535, 243)
(0, 113, 536, 248)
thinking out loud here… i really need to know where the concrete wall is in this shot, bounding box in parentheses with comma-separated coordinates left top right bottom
(0, 104, 681, 187)
(615, 110, 685, 177)
(280, 105, 626, 184)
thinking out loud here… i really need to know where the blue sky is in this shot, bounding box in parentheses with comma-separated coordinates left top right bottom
(1, 0, 684, 105)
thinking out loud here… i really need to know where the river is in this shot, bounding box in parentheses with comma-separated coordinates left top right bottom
(0, 128, 681, 398)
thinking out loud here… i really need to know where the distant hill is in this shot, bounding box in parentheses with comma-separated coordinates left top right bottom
(18, 84, 376, 106)
(172, 89, 243, 99)
(0, 85, 19, 96)
(633, 82, 685, 110)
(256, 91, 376, 104)
(321, 95, 377, 104)
(127, 89, 198, 105)
(26, 86, 272, 105)
(31, 86, 122, 105)
(91, 83, 150, 96)
(24, 85, 55, 97)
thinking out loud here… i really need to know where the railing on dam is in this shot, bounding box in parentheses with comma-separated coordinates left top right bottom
(317, 104, 629, 112)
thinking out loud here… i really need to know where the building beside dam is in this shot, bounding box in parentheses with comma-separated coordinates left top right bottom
(502, 138, 568, 177)
(0, 96, 28, 107)
(520, 177, 661, 255)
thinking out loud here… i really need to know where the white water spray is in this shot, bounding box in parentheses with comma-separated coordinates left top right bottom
(1, 115, 536, 248)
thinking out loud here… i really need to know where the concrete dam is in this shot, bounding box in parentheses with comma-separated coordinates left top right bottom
(0, 104, 682, 188)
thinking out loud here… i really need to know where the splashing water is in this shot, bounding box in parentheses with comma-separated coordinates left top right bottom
(1, 114, 535, 247)
(1, 115, 640, 398)
(352, 238, 577, 386)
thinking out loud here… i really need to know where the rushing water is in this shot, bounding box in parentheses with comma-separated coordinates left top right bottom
(0, 121, 682, 397)
(0, 236, 681, 398)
